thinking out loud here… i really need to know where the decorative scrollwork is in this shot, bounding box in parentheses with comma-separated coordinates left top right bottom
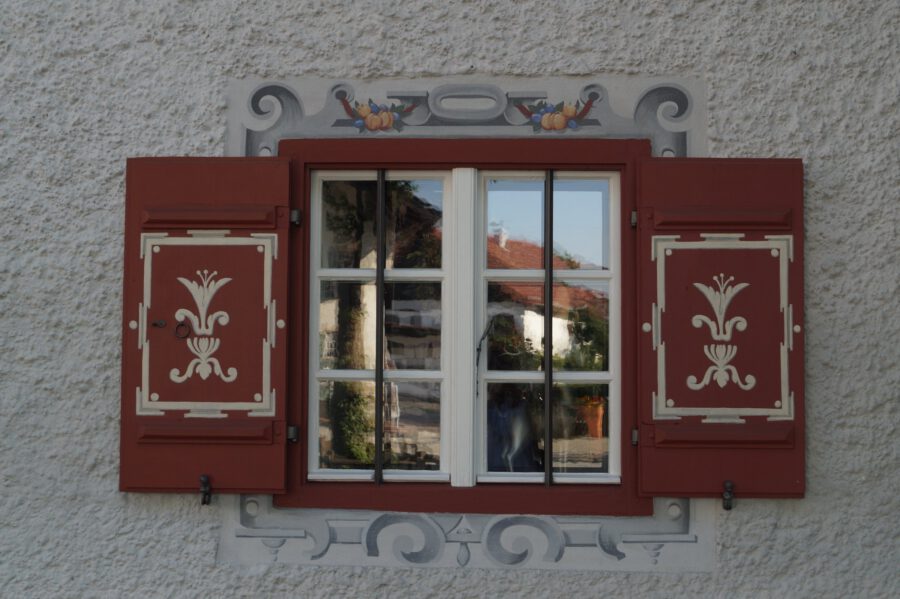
(364, 514, 445, 564)
(483, 516, 565, 566)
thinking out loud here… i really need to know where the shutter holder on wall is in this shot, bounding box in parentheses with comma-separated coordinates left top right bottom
(722, 480, 734, 510)
(200, 475, 212, 506)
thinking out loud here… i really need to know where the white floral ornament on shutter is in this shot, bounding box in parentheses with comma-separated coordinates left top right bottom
(169, 270, 238, 384)
(686, 274, 756, 391)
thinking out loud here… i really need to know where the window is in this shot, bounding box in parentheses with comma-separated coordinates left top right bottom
(120, 141, 804, 515)
(276, 139, 649, 515)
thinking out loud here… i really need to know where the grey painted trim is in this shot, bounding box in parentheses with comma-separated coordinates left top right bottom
(218, 496, 715, 571)
(220, 76, 713, 572)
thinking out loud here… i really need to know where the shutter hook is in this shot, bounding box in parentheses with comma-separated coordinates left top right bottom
(722, 480, 734, 510)
(200, 474, 211, 506)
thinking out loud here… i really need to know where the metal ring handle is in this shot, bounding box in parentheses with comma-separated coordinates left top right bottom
(174, 322, 191, 339)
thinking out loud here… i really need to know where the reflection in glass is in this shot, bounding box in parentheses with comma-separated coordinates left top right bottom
(486, 282, 544, 371)
(319, 380, 375, 469)
(321, 180, 377, 268)
(553, 179, 609, 270)
(385, 282, 441, 370)
(383, 381, 441, 471)
(552, 384, 609, 473)
(319, 281, 376, 370)
(486, 179, 544, 269)
(552, 281, 610, 371)
(386, 180, 443, 269)
(486, 383, 544, 472)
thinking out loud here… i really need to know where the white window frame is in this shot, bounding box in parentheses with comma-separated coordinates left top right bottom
(307, 168, 620, 486)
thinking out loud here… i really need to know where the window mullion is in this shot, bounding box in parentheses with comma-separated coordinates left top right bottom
(374, 169, 386, 484)
(448, 168, 478, 487)
(543, 170, 554, 486)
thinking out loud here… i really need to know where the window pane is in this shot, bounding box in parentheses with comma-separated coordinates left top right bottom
(486, 383, 544, 473)
(553, 179, 609, 270)
(318, 380, 375, 469)
(386, 179, 443, 269)
(486, 179, 544, 269)
(321, 180, 377, 268)
(319, 281, 376, 370)
(552, 281, 610, 372)
(384, 381, 441, 471)
(552, 384, 609, 473)
(385, 282, 441, 370)
(486, 282, 544, 371)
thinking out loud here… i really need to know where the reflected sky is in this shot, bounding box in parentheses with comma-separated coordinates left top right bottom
(486, 178, 608, 269)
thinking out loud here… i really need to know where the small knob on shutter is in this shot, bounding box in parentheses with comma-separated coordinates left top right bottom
(151, 320, 167, 328)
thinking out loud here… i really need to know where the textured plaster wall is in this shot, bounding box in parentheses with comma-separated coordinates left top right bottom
(1, 1, 897, 596)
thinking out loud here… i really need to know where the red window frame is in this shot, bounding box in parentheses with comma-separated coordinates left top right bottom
(277, 138, 653, 516)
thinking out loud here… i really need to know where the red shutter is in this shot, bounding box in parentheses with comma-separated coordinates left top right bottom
(637, 158, 804, 498)
(120, 158, 290, 494)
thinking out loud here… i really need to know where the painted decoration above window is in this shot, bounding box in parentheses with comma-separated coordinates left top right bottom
(227, 76, 706, 157)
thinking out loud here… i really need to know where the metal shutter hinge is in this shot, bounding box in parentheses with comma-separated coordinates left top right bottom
(630, 210, 638, 228)
(631, 428, 639, 446)
(287, 425, 299, 443)
(290, 209, 302, 226)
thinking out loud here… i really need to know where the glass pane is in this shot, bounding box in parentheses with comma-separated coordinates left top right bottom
(383, 381, 441, 471)
(318, 380, 375, 469)
(321, 179, 377, 268)
(486, 282, 544, 371)
(486, 383, 544, 473)
(319, 281, 376, 370)
(486, 179, 544, 269)
(552, 384, 609, 473)
(553, 179, 609, 270)
(552, 281, 610, 372)
(386, 179, 443, 269)
(385, 282, 441, 370)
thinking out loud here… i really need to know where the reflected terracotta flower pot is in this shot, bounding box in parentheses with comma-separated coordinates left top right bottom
(577, 398, 605, 438)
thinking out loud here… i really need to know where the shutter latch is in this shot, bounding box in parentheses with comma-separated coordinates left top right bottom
(287, 425, 299, 443)
(722, 480, 734, 510)
(200, 474, 212, 506)
(290, 209, 302, 226)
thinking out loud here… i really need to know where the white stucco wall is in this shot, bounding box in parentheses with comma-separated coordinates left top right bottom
(2, 1, 898, 596)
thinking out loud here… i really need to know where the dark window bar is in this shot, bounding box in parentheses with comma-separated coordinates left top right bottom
(374, 170, 386, 484)
(543, 170, 554, 486)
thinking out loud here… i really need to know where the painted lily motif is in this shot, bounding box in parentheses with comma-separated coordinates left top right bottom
(174, 269, 232, 335)
(169, 269, 238, 384)
(687, 344, 756, 390)
(691, 273, 748, 341)
(686, 273, 755, 392)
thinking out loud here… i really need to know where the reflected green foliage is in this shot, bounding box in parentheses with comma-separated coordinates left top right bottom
(556, 305, 609, 371)
(325, 382, 374, 466)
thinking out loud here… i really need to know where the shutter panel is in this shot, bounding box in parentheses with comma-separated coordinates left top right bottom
(121, 158, 290, 494)
(637, 158, 804, 498)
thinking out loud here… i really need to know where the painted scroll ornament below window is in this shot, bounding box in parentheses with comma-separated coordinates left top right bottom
(686, 274, 756, 391)
(169, 269, 238, 383)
